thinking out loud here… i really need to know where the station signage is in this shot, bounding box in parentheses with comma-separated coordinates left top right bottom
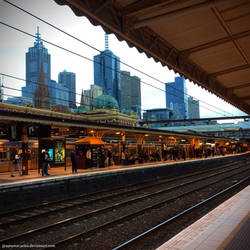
(179, 138, 187, 143)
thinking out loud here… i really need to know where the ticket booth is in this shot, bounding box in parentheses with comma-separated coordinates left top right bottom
(75, 136, 105, 169)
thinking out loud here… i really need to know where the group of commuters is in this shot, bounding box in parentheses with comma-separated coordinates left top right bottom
(10, 144, 245, 177)
(11, 148, 51, 177)
(84, 146, 114, 169)
(72, 146, 114, 170)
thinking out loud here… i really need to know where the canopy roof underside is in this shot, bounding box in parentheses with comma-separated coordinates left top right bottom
(55, 0, 250, 114)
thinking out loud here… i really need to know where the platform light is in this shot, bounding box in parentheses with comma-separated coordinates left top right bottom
(145, 134, 149, 136)
(90, 130, 94, 133)
(116, 132, 121, 135)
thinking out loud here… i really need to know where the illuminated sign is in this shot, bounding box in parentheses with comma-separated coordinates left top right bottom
(54, 141, 65, 163)
(180, 138, 188, 144)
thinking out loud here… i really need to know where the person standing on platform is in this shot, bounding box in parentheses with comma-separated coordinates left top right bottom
(98, 146, 106, 168)
(41, 149, 50, 176)
(121, 151, 126, 165)
(70, 149, 77, 173)
(11, 150, 22, 177)
(86, 148, 92, 168)
(107, 149, 113, 166)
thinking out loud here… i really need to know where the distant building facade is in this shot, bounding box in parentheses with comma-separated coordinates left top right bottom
(4, 96, 32, 106)
(188, 96, 200, 119)
(142, 108, 173, 128)
(58, 70, 76, 108)
(83, 84, 103, 111)
(94, 34, 121, 106)
(165, 76, 188, 119)
(88, 94, 138, 127)
(22, 27, 51, 103)
(120, 71, 141, 118)
(47, 80, 69, 107)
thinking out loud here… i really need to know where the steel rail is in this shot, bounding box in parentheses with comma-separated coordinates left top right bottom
(43, 167, 250, 249)
(0, 160, 245, 232)
(0, 159, 239, 223)
(113, 176, 250, 249)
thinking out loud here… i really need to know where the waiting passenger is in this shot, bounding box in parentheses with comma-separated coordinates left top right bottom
(41, 149, 50, 176)
(121, 151, 126, 165)
(107, 149, 113, 166)
(86, 148, 92, 168)
(70, 149, 77, 173)
(98, 147, 106, 168)
(11, 150, 22, 177)
(182, 149, 186, 161)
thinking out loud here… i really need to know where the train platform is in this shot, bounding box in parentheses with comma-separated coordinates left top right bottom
(156, 185, 250, 250)
(0, 153, 246, 187)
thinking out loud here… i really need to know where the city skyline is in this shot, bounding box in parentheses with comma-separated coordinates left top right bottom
(0, 0, 247, 119)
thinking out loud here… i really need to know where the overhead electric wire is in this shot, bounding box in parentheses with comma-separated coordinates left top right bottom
(3, 0, 235, 117)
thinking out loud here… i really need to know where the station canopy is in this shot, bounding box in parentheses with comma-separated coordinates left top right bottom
(55, 0, 250, 114)
(75, 136, 105, 145)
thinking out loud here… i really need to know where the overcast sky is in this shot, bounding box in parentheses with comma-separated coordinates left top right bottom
(0, 0, 247, 119)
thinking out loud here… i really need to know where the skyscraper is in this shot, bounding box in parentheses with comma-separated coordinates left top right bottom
(94, 34, 121, 106)
(120, 71, 141, 118)
(47, 80, 68, 107)
(22, 27, 69, 109)
(165, 76, 188, 119)
(22, 27, 51, 103)
(58, 70, 76, 108)
(188, 96, 200, 119)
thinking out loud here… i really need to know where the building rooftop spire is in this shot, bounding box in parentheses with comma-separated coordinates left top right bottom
(105, 33, 109, 50)
(34, 64, 50, 109)
(80, 89, 84, 106)
(34, 26, 43, 48)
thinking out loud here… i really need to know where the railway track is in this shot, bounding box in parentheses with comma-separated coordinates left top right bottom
(0, 158, 249, 249)
(0, 159, 239, 227)
(113, 176, 249, 250)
